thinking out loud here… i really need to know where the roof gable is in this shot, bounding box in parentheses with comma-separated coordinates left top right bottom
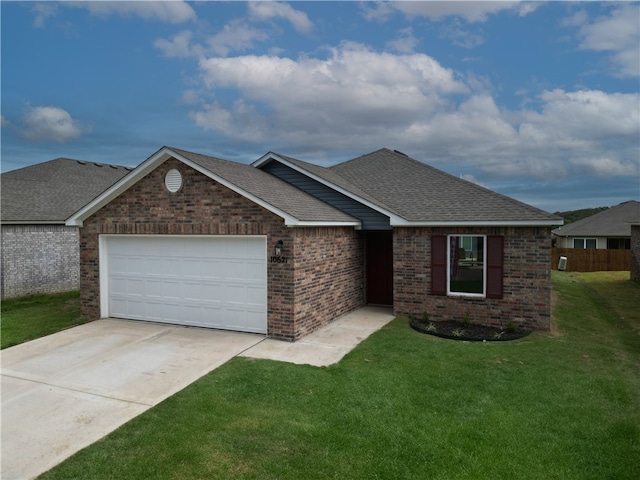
(66, 147, 359, 228)
(1, 158, 131, 223)
(552, 200, 640, 237)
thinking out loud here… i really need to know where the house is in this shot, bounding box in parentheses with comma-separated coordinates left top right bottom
(552, 200, 640, 249)
(1, 159, 131, 298)
(631, 223, 640, 283)
(66, 147, 562, 341)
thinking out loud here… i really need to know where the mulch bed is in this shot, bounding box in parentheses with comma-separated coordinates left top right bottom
(409, 318, 531, 342)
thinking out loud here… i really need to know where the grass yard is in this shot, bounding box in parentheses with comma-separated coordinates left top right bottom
(38, 272, 640, 479)
(1, 291, 86, 349)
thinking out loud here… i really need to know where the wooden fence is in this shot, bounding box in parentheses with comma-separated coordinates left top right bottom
(552, 248, 631, 272)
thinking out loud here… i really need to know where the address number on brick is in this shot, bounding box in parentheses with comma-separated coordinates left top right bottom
(270, 256, 289, 264)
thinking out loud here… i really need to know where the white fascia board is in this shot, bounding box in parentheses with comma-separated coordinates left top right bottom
(253, 153, 407, 225)
(289, 221, 362, 228)
(2, 221, 67, 225)
(391, 219, 563, 227)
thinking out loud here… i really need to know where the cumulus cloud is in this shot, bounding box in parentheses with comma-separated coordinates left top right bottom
(186, 42, 638, 182)
(248, 1, 313, 34)
(20, 106, 86, 143)
(571, 4, 640, 77)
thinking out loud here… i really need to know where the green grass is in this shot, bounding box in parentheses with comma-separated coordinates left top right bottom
(39, 272, 640, 479)
(1, 291, 87, 349)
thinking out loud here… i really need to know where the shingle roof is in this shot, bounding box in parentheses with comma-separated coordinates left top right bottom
(169, 148, 359, 224)
(328, 148, 561, 224)
(552, 200, 640, 237)
(1, 159, 131, 223)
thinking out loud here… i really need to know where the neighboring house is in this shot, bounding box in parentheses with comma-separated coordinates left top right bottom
(1, 159, 131, 298)
(552, 200, 640, 249)
(631, 223, 640, 283)
(66, 147, 562, 341)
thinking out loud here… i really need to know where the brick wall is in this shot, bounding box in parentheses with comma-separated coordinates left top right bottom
(291, 227, 364, 340)
(394, 226, 552, 331)
(78, 158, 362, 340)
(1, 224, 79, 299)
(631, 225, 640, 283)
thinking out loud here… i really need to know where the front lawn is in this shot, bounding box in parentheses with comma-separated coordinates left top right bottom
(1, 291, 87, 349)
(40, 272, 640, 479)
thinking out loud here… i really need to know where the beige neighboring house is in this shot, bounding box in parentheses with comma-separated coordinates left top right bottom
(1, 158, 131, 298)
(552, 200, 640, 250)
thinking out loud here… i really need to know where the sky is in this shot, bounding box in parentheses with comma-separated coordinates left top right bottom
(1, 1, 639, 213)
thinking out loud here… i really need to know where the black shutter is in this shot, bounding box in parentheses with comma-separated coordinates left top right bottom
(486, 235, 504, 299)
(431, 235, 447, 295)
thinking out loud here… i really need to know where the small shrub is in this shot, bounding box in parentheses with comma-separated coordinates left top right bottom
(426, 322, 437, 332)
(422, 311, 430, 323)
(463, 311, 471, 326)
(451, 328, 465, 337)
(506, 321, 516, 333)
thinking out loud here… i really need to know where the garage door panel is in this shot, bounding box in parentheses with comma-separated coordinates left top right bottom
(104, 236, 267, 333)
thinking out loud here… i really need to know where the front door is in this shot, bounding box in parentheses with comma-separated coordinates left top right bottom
(365, 231, 393, 305)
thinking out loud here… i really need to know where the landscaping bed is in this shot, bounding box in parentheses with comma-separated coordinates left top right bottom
(409, 317, 531, 341)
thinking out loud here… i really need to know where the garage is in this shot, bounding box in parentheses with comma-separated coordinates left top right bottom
(100, 235, 267, 333)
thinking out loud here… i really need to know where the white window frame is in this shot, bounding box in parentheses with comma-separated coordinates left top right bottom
(447, 234, 487, 298)
(573, 238, 597, 249)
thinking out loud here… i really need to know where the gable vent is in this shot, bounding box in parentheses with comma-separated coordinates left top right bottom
(165, 169, 183, 193)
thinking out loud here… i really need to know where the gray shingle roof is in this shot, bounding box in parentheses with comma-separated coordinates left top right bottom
(1, 159, 131, 223)
(329, 148, 561, 223)
(169, 148, 358, 224)
(552, 200, 640, 237)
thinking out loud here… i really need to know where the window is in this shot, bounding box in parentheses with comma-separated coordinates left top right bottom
(606, 238, 630, 250)
(573, 238, 597, 249)
(431, 235, 503, 299)
(449, 235, 485, 295)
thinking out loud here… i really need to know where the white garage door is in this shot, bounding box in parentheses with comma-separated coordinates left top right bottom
(101, 235, 267, 333)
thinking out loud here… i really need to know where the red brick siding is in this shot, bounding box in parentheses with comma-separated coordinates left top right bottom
(291, 228, 364, 340)
(394, 226, 552, 331)
(79, 158, 298, 337)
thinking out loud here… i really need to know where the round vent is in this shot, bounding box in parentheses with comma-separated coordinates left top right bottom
(165, 169, 183, 193)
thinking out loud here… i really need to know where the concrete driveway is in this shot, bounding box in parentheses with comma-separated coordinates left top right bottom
(1, 319, 265, 480)
(1, 307, 394, 480)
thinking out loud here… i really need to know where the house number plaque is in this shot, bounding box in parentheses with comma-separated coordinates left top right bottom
(270, 256, 289, 264)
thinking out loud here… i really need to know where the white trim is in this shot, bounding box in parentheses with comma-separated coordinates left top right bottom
(392, 220, 562, 227)
(446, 234, 487, 298)
(99, 235, 109, 318)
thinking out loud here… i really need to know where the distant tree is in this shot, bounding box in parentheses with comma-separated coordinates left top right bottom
(553, 207, 609, 225)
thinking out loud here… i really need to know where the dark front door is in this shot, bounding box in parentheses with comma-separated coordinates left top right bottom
(365, 231, 393, 305)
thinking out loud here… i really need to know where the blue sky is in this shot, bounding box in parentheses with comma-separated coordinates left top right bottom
(2, 1, 639, 213)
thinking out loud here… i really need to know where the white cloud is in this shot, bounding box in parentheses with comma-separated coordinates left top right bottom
(20, 106, 86, 143)
(387, 27, 419, 53)
(31, 2, 58, 28)
(0, 115, 10, 127)
(572, 4, 640, 77)
(154, 30, 199, 58)
(188, 42, 638, 182)
(36, 0, 196, 25)
(364, 1, 525, 24)
(206, 20, 270, 57)
(248, 1, 313, 34)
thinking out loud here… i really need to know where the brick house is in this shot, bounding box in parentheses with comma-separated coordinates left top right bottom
(1, 159, 130, 298)
(67, 146, 562, 341)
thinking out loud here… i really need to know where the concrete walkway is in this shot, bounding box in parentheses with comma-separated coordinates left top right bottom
(1, 307, 394, 480)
